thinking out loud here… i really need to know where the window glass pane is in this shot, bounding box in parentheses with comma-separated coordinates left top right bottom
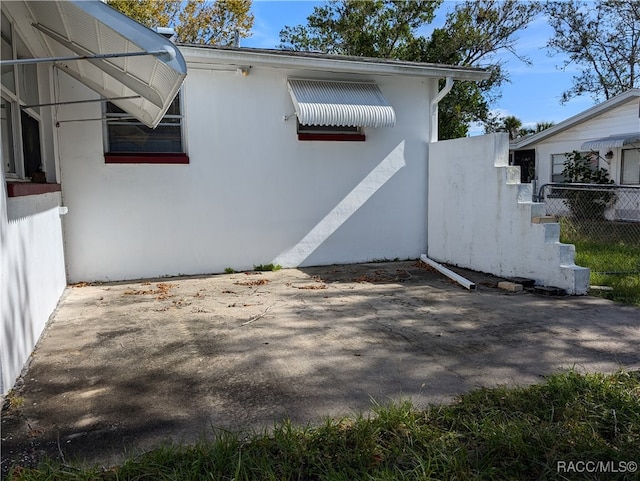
(551, 154, 567, 182)
(16, 36, 39, 112)
(621, 149, 640, 185)
(18, 63, 38, 111)
(20, 110, 42, 178)
(106, 95, 183, 153)
(108, 122, 182, 153)
(106, 103, 124, 115)
(164, 96, 181, 116)
(1, 97, 16, 174)
(1, 12, 15, 94)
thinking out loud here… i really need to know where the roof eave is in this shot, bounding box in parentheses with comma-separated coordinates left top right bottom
(511, 88, 640, 150)
(179, 45, 490, 82)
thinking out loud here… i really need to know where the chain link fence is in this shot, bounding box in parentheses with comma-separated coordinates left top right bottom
(538, 184, 640, 302)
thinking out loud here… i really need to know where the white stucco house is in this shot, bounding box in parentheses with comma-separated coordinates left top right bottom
(510, 89, 640, 188)
(1, 0, 590, 396)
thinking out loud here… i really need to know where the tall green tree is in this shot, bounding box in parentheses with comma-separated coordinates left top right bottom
(108, 0, 254, 46)
(279, 0, 540, 139)
(410, 1, 540, 138)
(544, 0, 640, 103)
(279, 0, 441, 57)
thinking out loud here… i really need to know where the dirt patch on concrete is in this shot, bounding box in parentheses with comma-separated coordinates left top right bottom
(2, 261, 639, 473)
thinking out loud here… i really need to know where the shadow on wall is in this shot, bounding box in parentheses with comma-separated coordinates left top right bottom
(6, 191, 63, 222)
(1, 224, 33, 395)
(273, 141, 407, 267)
(273, 139, 426, 268)
(1, 188, 8, 394)
(1, 200, 67, 395)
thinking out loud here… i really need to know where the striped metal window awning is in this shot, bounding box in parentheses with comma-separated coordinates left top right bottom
(581, 133, 640, 150)
(287, 79, 396, 128)
(22, 1, 187, 128)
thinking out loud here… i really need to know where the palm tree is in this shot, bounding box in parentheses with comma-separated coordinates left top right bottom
(535, 121, 555, 132)
(503, 115, 523, 140)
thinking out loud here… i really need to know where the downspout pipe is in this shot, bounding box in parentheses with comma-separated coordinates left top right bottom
(429, 76, 454, 142)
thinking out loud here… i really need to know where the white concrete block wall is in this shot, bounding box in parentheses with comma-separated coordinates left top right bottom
(59, 68, 432, 282)
(428, 133, 589, 295)
(1, 185, 67, 395)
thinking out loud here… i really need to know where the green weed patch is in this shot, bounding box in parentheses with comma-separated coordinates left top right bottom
(9, 370, 640, 480)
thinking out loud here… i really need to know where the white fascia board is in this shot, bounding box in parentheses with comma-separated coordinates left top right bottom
(179, 46, 490, 82)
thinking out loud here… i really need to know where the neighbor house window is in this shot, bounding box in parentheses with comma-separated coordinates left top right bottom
(104, 93, 188, 164)
(621, 149, 640, 185)
(1, 11, 43, 180)
(296, 121, 365, 141)
(551, 154, 568, 183)
(551, 151, 596, 183)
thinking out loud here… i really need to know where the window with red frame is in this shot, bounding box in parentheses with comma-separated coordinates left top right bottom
(104, 93, 188, 164)
(296, 121, 365, 141)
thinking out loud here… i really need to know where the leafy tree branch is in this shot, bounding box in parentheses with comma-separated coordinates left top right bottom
(107, 0, 254, 46)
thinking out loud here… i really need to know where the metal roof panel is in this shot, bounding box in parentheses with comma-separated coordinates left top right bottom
(581, 133, 640, 150)
(24, 0, 186, 128)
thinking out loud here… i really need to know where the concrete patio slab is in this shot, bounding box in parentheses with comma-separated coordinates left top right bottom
(2, 261, 639, 472)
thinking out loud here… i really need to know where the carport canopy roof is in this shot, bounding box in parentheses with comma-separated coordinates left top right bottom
(21, 0, 187, 128)
(581, 133, 640, 150)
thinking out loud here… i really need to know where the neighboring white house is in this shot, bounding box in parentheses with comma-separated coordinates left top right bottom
(1, 0, 589, 396)
(510, 89, 640, 187)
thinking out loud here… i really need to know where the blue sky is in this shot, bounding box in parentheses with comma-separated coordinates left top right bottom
(243, 0, 596, 133)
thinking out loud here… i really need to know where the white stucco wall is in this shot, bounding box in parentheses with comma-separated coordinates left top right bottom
(1, 184, 67, 395)
(428, 133, 589, 294)
(58, 64, 433, 282)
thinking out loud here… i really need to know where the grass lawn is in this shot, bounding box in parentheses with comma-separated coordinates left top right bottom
(9, 370, 640, 481)
(573, 240, 640, 307)
(560, 219, 640, 306)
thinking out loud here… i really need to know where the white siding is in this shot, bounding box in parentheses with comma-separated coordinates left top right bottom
(550, 100, 639, 143)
